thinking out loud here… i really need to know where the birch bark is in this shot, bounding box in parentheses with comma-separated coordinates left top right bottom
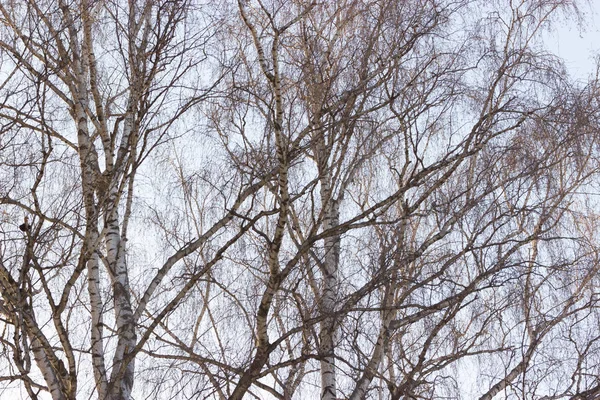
(318, 172, 340, 400)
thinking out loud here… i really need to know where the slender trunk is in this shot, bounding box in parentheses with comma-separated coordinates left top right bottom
(0, 265, 71, 400)
(104, 110, 137, 399)
(87, 245, 109, 399)
(106, 207, 137, 400)
(229, 343, 271, 400)
(478, 345, 535, 400)
(319, 174, 340, 400)
(29, 335, 68, 400)
(75, 93, 109, 397)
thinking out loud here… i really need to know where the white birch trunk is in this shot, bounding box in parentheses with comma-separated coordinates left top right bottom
(106, 208, 137, 400)
(319, 175, 340, 400)
(72, 36, 115, 389)
(104, 108, 137, 399)
(348, 304, 395, 400)
(75, 92, 109, 398)
(478, 344, 536, 400)
(1, 264, 71, 400)
(86, 246, 109, 399)
(29, 335, 68, 400)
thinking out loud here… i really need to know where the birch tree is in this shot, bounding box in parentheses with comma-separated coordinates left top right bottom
(188, 0, 600, 399)
(1, 0, 600, 400)
(0, 1, 219, 399)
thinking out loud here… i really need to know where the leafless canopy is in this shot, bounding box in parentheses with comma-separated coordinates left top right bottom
(1, 1, 600, 399)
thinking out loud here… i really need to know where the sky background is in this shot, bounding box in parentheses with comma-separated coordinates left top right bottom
(0, 3, 599, 400)
(550, 2, 600, 80)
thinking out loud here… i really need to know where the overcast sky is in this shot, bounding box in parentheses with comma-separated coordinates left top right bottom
(549, 2, 600, 80)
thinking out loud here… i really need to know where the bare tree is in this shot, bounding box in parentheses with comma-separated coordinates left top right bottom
(0, 1, 219, 399)
(192, 1, 600, 399)
(1, 1, 600, 400)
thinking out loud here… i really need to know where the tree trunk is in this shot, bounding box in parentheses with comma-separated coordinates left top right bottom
(319, 176, 340, 400)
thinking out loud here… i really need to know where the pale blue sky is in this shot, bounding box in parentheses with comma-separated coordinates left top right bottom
(550, 3, 600, 80)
